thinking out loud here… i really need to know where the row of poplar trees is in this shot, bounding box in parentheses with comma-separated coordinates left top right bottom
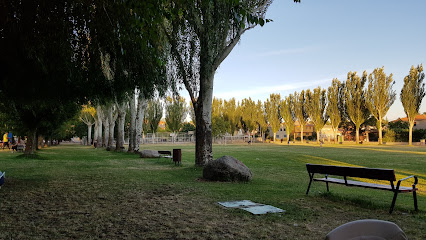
(211, 65, 424, 145)
(79, 96, 188, 150)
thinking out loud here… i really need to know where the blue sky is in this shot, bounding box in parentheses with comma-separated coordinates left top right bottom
(183, 0, 426, 120)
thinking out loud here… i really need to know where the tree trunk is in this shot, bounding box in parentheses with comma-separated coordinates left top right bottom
(24, 130, 37, 155)
(409, 121, 414, 145)
(355, 124, 360, 144)
(333, 128, 338, 144)
(93, 121, 98, 146)
(108, 106, 116, 148)
(87, 124, 92, 146)
(96, 105, 103, 147)
(316, 130, 320, 144)
(194, 74, 214, 166)
(103, 110, 110, 148)
(273, 132, 276, 142)
(286, 130, 291, 143)
(134, 93, 147, 152)
(378, 118, 382, 145)
(116, 102, 127, 151)
(300, 126, 304, 143)
(128, 93, 137, 152)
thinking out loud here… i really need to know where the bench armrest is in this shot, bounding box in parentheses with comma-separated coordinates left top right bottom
(397, 175, 418, 189)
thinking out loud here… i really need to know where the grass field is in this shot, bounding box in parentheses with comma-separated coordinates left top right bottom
(0, 143, 425, 239)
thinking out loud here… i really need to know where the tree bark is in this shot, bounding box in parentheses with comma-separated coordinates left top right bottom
(194, 74, 214, 166)
(108, 106, 117, 148)
(378, 118, 383, 145)
(134, 93, 147, 152)
(93, 121, 98, 146)
(300, 127, 304, 143)
(96, 106, 103, 147)
(116, 101, 127, 151)
(102, 108, 110, 148)
(316, 130, 320, 144)
(87, 124, 92, 146)
(355, 125, 360, 144)
(128, 92, 137, 152)
(273, 132, 276, 142)
(409, 121, 414, 145)
(24, 130, 37, 155)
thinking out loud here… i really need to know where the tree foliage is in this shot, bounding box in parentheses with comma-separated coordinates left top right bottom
(165, 96, 187, 133)
(162, 0, 284, 166)
(280, 95, 295, 142)
(327, 78, 344, 143)
(241, 98, 258, 135)
(306, 87, 328, 143)
(145, 98, 163, 134)
(293, 90, 308, 143)
(345, 71, 369, 144)
(264, 93, 281, 141)
(366, 67, 396, 144)
(400, 64, 425, 145)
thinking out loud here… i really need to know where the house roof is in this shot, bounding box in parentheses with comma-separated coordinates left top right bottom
(391, 114, 426, 122)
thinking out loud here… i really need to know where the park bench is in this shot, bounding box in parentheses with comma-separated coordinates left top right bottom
(158, 151, 172, 158)
(16, 145, 25, 152)
(305, 163, 418, 214)
(0, 171, 5, 188)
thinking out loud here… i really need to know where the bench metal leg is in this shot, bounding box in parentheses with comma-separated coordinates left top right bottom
(326, 182, 329, 192)
(389, 191, 399, 214)
(306, 173, 314, 195)
(413, 191, 418, 211)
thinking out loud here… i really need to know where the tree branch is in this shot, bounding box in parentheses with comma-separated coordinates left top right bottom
(161, 24, 196, 105)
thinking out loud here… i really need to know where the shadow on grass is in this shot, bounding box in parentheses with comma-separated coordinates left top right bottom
(319, 191, 388, 211)
(15, 153, 48, 160)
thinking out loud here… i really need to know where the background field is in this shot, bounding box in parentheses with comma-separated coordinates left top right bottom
(0, 143, 425, 239)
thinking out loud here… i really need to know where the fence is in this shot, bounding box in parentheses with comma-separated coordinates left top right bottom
(141, 132, 252, 144)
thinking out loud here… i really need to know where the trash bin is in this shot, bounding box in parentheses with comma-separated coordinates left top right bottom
(173, 149, 182, 165)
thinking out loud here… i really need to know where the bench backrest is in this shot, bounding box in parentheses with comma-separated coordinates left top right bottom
(306, 164, 396, 181)
(0, 171, 4, 186)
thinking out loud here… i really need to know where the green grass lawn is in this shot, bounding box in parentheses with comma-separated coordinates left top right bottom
(0, 143, 425, 239)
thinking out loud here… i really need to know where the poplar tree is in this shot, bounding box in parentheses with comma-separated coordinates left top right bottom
(163, 0, 300, 166)
(400, 64, 425, 145)
(264, 94, 281, 141)
(165, 96, 187, 142)
(211, 98, 228, 137)
(224, 98, 241, 136)
(241, 98, 258, 143)
(345, 71, 369, 144)
(79, 105, 96, 145)
(293, 90, 308, 143)
(366, 67, 396, 144)
(255, 100, 268, 142)
(306, 87, 328, 143)
(326, 79, 344, 143)
(145, 98, 163, 137)
(280, 95, 295, 143)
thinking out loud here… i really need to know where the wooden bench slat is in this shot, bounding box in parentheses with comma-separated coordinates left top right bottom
(307, 164, 396, 181)
(314, 177, 416, 192)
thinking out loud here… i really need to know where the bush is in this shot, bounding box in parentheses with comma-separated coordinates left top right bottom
(383, 129, 396, 142)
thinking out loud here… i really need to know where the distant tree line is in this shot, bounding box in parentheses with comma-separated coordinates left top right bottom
(208, 65, 425, 145)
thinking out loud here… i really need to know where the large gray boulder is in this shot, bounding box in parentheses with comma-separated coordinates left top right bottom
(139, 150, 160, 158)
(203, 156, 252, 182)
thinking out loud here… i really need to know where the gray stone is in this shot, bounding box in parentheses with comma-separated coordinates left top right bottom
(203, 155, 252, 182)
(139, 150, 160, 158)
